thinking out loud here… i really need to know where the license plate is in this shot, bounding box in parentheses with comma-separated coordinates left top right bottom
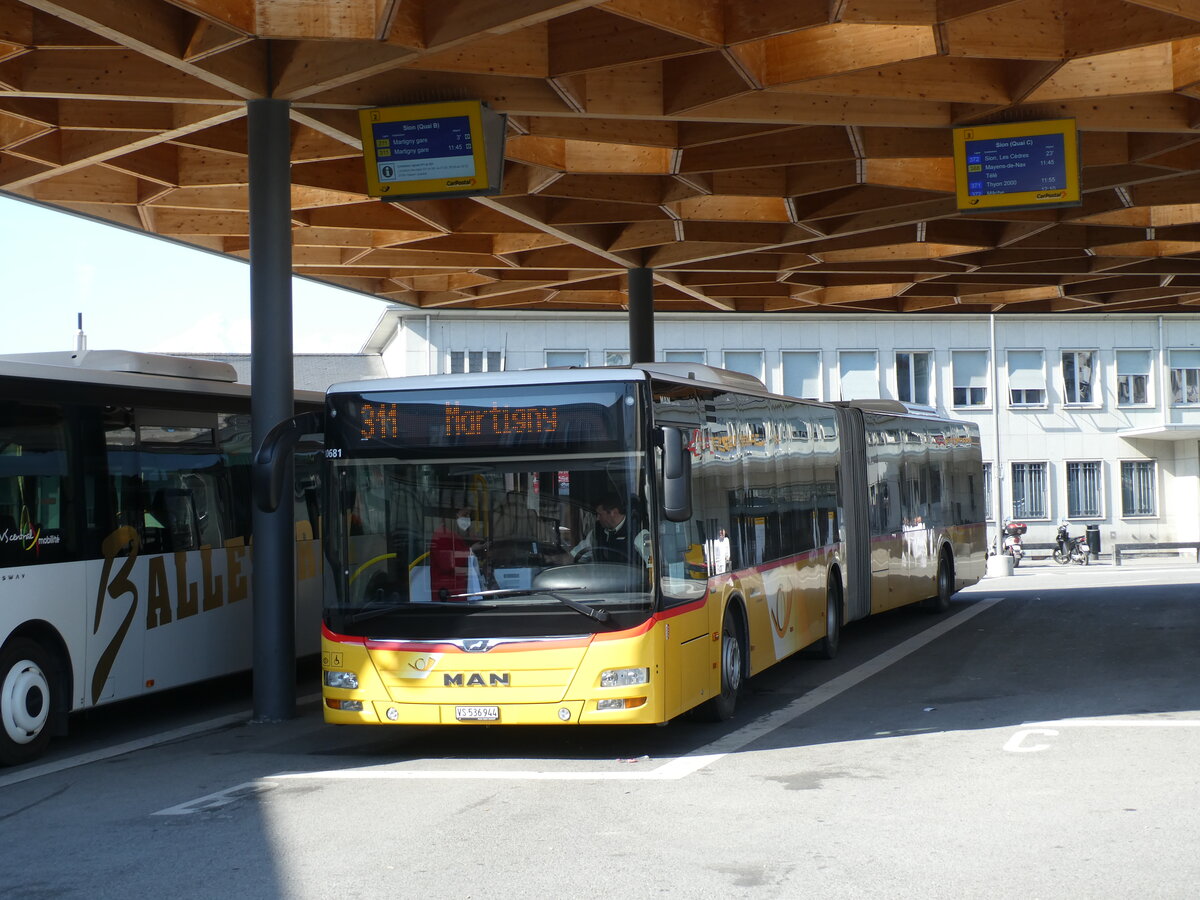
(455, 705, 499, 722)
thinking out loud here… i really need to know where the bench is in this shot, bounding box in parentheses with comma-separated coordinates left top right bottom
(1112, 542, 1200, 566)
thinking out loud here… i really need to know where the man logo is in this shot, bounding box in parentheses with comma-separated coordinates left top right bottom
(464, 639, 491, 652)
(444, 673, 511, 687)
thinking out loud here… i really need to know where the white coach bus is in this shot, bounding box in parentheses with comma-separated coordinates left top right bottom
(0, 350, 322, 765)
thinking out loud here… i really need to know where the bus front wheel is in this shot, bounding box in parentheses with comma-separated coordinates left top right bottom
(813, 579, 842, 659)
(923, 550, 955, 614)
(0, 638, 57, 766)
(692, 604, 746, 722)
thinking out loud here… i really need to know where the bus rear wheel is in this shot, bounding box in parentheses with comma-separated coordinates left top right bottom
(0, 638, 57, 766)
(692, 604, 745, 722)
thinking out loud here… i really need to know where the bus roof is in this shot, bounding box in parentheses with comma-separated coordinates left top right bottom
(0, 349, 324, 403)
(328, 362, 767, 396)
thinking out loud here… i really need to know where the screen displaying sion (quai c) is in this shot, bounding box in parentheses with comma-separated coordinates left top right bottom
(330, 384, 635, 455)
(953, 118, 1080, 213)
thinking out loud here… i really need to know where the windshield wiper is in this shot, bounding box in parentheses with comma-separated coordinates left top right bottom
(450, 586, 613, 625)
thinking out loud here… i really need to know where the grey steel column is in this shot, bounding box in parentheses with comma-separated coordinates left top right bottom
(628, 267, 654, 363)
(248, 98, 296, 721)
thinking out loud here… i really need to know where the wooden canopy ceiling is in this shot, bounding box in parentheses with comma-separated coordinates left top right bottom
(6, 1, 1200, 314)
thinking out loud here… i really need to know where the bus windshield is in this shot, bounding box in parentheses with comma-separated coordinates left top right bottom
(325, 383, 654, 638)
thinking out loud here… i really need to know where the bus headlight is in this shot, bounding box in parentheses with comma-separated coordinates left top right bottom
(324, 670, 359, 689)
(600, 667, 649, 688)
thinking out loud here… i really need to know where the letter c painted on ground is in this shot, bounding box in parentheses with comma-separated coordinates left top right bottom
(1003, 728, 1059, 753)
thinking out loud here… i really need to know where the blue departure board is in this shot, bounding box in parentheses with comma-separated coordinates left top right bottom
(359, 100, 507, 200)
(370, 115, 475, 184)
(965, 133, 1066, 197)
(952, 119, 1080, 212)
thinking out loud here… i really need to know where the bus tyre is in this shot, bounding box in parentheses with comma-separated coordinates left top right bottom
(693, 604, 745, 722)
(814, 580, 842, 660)
(0, 638, 57, 766)
(923, 550, 954, 614)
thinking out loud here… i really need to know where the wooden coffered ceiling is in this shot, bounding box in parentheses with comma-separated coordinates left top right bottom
(7, 1, 1200, 314)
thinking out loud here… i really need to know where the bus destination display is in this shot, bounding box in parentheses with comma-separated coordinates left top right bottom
(336, 386, 630, 454)
(953, 119, 1080, 213)
(360, 401, 559, 441)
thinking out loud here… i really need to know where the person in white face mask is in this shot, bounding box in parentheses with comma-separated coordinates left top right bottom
(430, 506, 481, 600)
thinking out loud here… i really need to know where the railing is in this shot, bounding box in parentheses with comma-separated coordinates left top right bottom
(1112, 542, 1200, 566)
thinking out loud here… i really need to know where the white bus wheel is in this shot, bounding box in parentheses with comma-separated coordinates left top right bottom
(0, 639, 56, 766)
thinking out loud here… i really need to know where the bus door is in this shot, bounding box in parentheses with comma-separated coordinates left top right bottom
(652, 386, 712, 717)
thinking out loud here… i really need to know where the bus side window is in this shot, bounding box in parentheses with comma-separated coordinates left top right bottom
(0, 401, 73, 566)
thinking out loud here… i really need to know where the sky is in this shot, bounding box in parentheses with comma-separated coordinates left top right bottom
(0, 195, 391, 356)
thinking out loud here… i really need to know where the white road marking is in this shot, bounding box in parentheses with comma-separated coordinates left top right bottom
(0, 693, 322, 791)
(1003, 717, 1200, 753)
(153, 781, 277, 816)
(266, 597, 1006, 784)
(1004, 729, 1059, 752)
(1023, 718, 1200, 728)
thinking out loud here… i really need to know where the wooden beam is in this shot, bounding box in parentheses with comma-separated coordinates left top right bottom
(731, 23, 939, 87)
(600, 0, 723, 43)
(942, 0, 1065, 59)
(1, 49, 244, 103)
(4, 107, 243, 189)
(20, 0, 267, 97)
(548, 6, 709, 76)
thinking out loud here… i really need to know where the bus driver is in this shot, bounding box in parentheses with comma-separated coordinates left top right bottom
(572, 495, 649, 564)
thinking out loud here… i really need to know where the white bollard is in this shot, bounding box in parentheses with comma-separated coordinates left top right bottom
(986, 554, 1015, 577)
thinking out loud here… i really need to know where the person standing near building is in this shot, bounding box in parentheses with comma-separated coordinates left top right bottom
(711, 527, 731, 574)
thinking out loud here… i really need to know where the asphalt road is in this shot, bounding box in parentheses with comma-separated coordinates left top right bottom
(2, 563, 1199, 899)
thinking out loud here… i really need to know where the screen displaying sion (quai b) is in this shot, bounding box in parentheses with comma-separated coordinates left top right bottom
(331, 384, 636, 456)
(370, 115, 474, 185)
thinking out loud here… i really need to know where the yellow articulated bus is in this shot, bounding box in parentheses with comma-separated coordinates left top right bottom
(259, 363, 986, 727)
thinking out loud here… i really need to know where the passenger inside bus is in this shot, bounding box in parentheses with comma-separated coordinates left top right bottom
(428, 505, 483, 600)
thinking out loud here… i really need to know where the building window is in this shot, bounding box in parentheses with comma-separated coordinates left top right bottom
(546, 350, 587, 368)
(982, 462, 993, 521)
(724, 350, 764, 382)
(450, 350, 503, 374)
(1010, 462, 1047, 519)
(664, 350, 706, 364)
(1007, 350, 1046, 407)
(782, 351, 821, 400)
(605, 350, 630, 366)
(1066, 461, 1102, 518)
(951, 350, 988, 407)
(1169, 349, 1200, 405)
(895, 351, 932, 405)
(1121, 460, 1157, 517)
(1061, 350, 1096, 405)
(1116, 349, 1151, 406)
(838, 350, 878, 401)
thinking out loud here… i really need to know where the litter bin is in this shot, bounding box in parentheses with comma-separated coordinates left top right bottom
(1086, 524, 1101, 558)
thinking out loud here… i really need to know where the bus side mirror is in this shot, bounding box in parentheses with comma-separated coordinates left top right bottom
(661, 426, 692, 523)
(253, 410, 324, 513)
